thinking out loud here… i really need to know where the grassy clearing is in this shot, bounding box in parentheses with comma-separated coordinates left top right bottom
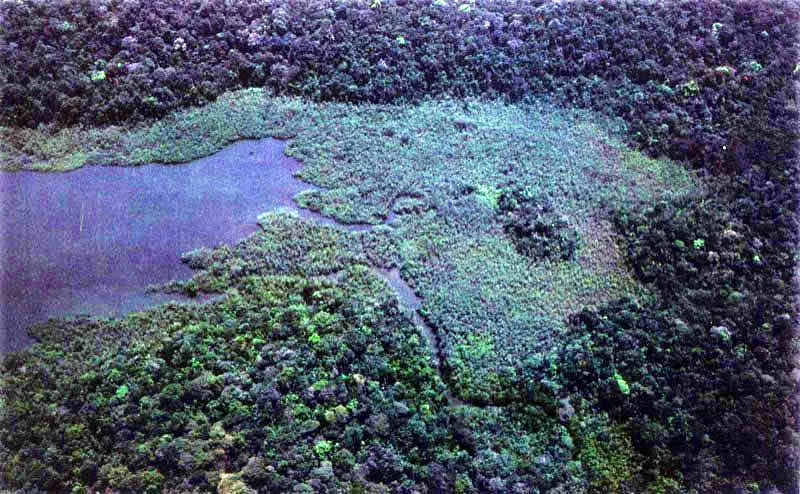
(1, 89, 706, 491)
(270, 95, 698, 402)
(1, 89, 700, 403)
(2, 88, 697, 403)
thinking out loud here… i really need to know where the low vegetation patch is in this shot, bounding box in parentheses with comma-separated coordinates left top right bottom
(1, 0, 797, 491)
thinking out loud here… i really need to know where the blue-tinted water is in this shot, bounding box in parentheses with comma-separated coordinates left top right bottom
(0, 138, 319, 353)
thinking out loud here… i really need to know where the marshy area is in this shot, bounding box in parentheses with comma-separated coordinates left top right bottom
(1, 0, 799, 493)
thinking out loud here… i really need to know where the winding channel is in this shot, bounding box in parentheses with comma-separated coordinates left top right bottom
(1, 138, 461, 404)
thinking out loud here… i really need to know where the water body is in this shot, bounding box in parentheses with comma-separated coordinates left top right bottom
(2, 137, 464, 407)
(0, 138, 329, 353)
(377, 268, 441, 360)
(376, 267, 464, 406)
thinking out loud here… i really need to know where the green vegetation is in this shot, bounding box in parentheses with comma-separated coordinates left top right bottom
(37, 88, 696, 405)
(474, 184, 501, 210)
(115, 384, 129, 400)
(613, 372, 630, 395)
(1, 89, 299, 172)
(1, 87, 790, 492)
(576, 420, 640, 492)
(680, 79, 700, 97)
(313, 440, 334, 459)
(0, 0, 795, 488)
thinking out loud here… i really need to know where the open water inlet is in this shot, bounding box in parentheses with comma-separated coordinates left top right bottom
(0, 139, 336, 353)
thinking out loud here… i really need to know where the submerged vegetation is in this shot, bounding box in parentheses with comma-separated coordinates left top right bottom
(1, 0, 798, 492)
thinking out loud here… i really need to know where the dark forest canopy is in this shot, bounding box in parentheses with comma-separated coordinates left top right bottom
(1, 1, 798, 492)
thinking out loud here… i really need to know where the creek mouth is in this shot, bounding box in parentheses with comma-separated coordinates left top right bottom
(2, 138, 464, 405)
(1, 138, 459, 407)
(1, 138, 332, 353)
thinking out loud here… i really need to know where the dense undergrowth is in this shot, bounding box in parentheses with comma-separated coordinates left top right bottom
(1, 265, 457, 492)
(0, 213, 636, 493)
(1, 0, 798, 169)
(1, 0, 799, 492)
(1, 88, 795, 492)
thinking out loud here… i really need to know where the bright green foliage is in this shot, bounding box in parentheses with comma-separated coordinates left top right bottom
(313, 440, 333, 458)
(140, 469, 164, 494)
(680, 79, 699, 97)
(115, 384, 129, 400)
(613, 371, 630, 395)
(475, 184, 501, 209)
(65, 423, 86, 438)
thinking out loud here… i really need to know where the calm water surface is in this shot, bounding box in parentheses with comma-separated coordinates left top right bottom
(0, 138, 316, 353)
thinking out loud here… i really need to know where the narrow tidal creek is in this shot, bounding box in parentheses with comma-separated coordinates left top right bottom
(1, 138, 454, 406)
